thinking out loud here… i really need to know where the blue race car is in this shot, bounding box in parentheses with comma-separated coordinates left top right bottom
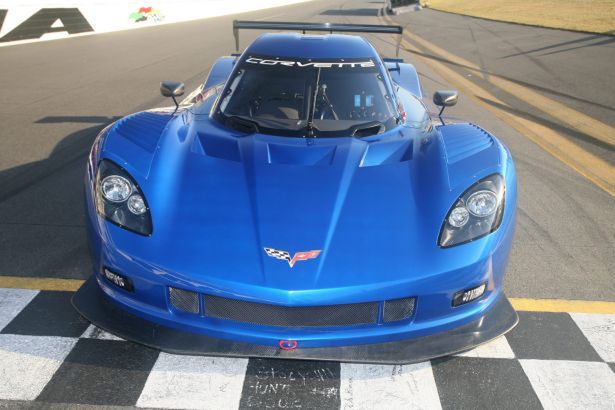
(73, 21, 518, 363)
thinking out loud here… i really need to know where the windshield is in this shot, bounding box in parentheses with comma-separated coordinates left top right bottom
(214, 55, 399, 137)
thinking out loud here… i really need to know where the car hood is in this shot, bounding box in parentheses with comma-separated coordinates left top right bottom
(114, 114, 448, 293)
(100, 111, 505, 296)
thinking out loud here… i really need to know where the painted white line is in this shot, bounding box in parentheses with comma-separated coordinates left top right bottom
(570, 313, 615, 363)
(455, 336, 516, 359)
(0, 288, 38, 332)
(80, 324, 124, 341)
(136, 353, 249, 409)
(340, 361, 442, 410)
(520, 359, 615, 410)
(0, 334, 77, 400)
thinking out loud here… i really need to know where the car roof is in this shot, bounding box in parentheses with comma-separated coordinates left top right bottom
(244, 33, 379, 59)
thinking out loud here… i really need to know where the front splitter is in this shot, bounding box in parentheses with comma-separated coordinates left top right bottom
(72, 276, 518, 364)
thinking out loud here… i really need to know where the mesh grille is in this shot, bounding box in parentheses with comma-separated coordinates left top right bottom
(169, 287, 200, 314)
(204, 295, 379, 327)
(383, 297, 416, 322)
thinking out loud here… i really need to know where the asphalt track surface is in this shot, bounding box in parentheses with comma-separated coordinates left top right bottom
(0, 1, 614, 409)
(0, 0, 613, 306)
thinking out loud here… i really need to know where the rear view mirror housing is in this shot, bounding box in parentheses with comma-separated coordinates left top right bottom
(433, 90, 458, 107)
(433, 90, 458, 125)
(160, 81, 185, 109)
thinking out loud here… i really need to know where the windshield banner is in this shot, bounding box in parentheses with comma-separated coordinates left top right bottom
(245, 57, 375, 68)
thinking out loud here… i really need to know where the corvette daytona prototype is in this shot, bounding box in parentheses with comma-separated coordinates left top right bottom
(73, 21, 518, 363)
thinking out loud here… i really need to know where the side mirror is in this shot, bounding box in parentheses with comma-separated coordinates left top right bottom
(433, 90, 458, 107)
(433, 90, 458, 125)
(160, 80, 185, 109)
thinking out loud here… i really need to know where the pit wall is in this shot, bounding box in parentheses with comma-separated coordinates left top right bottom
(0, 0, 312, 46)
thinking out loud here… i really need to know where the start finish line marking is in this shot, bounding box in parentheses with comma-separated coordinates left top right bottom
(0, 276, 84, 292)
(510, 298, 615, 314)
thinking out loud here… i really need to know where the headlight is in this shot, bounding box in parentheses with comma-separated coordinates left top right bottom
(448, 206, 469, 228)
(95, 160, 152, 236)
(127, 195, 147, 215)
(466, 190, 498, 217)
(101, 176, 132, 202)
(439, 174, 505, 247)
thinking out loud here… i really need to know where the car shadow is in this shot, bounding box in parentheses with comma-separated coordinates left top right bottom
(0, 116, 119, 279)
(501, 31, 615, 58)
(391, 39, 615, 115)
(475, 97, 615, 153)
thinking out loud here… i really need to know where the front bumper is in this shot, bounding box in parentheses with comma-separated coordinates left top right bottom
(73, 276, 518, 364)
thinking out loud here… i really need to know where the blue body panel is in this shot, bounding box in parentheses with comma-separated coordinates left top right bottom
(385, 61, 422, 99)
(83, 35, 517, 348)
(203, 56, 235, 90)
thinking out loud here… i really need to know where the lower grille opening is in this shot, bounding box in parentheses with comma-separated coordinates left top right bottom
(204, 295, 379, 327)
(169, 287, 200, 314)
(383, 297, 416, 322)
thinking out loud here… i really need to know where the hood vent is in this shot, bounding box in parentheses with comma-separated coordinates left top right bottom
(115, 111, 172, 152)
(440, 123, 494, 164)
(267, 143, 336, 166)
(196, 132, 241, 162)
(360, 139, 412, 167)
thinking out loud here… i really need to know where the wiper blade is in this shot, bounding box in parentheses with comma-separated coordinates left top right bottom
(306, 68, 321, 138)
(225, 115, 260, 134)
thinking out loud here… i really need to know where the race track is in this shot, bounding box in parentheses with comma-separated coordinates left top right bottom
(0, 0, 614, 408)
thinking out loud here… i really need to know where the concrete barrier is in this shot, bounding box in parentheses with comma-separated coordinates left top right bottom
(0, 0, 312, 46)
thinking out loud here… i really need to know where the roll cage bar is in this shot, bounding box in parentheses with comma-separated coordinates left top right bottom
(233, 20, 404, 56)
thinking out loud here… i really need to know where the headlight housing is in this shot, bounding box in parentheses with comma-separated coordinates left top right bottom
(95, 160, 152, 236)
(439, 174, 505, 247)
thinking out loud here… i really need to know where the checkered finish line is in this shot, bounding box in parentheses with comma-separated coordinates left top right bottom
(1, 288, 614, 409)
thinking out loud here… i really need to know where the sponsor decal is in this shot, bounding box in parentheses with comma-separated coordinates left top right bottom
(264, 247, 321, 268)
(246, 57, 375, 68)
(0, 10, 6, 34)
(129, 6, 164, 23)
(103, 268, 133, 292)
(279, 340, 298, 350)
(0, 8, 93, 43)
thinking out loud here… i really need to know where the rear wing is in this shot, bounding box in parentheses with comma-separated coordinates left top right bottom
(233, 20, 404, 56)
